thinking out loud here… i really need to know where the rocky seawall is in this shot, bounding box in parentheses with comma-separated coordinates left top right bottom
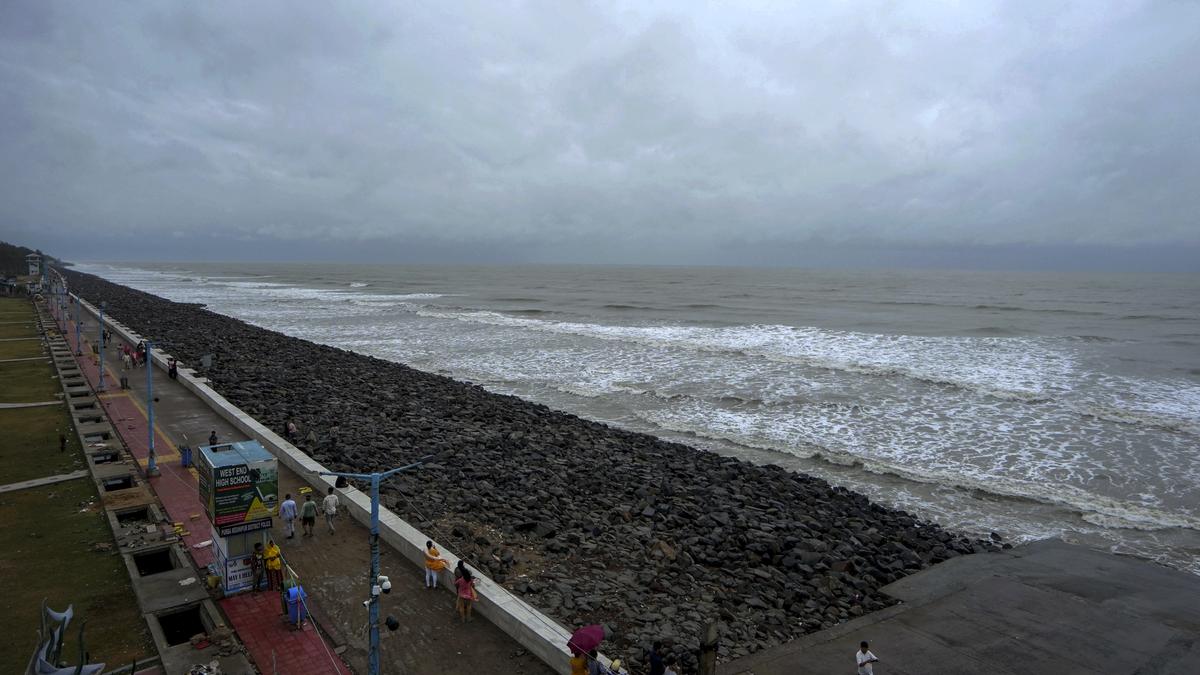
(63, 269, 998, 672)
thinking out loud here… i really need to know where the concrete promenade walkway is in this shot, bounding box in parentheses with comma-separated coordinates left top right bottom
(62, 315, 352, 675)
(720, 540, 1200, 675)
(61, 310, 552, 674)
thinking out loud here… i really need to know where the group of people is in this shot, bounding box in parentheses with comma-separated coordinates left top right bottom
(278, 487, 340, 538)
(248, 538, 309, 629)
(568, 640, 680, 675)
(120, 340, 146, 369)
(250, 539, 285, 592)
(423, 540, 480, 623)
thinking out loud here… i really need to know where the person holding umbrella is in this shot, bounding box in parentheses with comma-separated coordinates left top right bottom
(568, 625, 614, 675)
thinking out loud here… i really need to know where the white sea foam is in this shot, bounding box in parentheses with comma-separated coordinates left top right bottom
(412, 306, 1075, 401)
(636, 402, 1200, 532)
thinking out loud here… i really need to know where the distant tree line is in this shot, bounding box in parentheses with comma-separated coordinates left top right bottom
(0, 240, 63, 278)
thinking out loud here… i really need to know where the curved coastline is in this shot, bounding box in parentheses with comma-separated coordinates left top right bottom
(62, 267, 997, 665)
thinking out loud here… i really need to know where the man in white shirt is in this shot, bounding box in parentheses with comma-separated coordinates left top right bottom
(279, 493, 298, 539)
(322, 486, 340, 534)
(857, 641, 878, 675)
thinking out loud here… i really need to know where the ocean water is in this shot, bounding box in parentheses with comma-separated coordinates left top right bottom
(74, 262, 1200, 573)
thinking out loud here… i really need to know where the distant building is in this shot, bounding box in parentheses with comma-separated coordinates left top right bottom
(26, 253, 42, 277)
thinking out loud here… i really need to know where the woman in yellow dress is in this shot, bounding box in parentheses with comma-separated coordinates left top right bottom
(264, 539, 283, 591)
(423, 540, 448, 589)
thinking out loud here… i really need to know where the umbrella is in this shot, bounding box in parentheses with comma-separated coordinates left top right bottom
(568, 624, 609, 656)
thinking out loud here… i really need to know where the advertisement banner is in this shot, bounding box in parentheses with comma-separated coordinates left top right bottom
(200, 455, 278, 527)
(224, 554, 255, 594)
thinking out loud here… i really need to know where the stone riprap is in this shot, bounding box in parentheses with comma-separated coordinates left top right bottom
(63, 269, 998, 671)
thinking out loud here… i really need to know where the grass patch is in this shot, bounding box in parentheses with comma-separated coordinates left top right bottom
(0, 323, 38, 339)
(0, 406, 83, 484)
(0, 360, 61, 403)
(0, 339, 43, 360)
(0, 478, 153, 672)
(0, 297, 34, 318)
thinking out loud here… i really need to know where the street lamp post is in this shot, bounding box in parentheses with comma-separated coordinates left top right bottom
(97, 301, 107, 392)
(74, 294, 81, 356)
(145, 340, 159, 477)
(318, 456, 433, 675)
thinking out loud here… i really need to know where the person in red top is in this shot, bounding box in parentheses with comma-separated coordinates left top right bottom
(454, 565, 477, 623)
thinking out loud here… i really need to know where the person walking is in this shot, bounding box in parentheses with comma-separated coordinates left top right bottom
(264, 539, 283, 591)
(423, 541, 448, 588)
(856, 641, 879, 675)
(279, 493, 298, 539)
(286, 420, 298, 441)
(454, 565, 478, 623)
(301, 494, 318, 537)
(322, 486, 339, 534)
(663, 656, 679, 675)
(208, 430, 218, 446)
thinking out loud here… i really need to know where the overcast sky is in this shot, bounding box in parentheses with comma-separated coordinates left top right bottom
(1, 1, 1198, 270)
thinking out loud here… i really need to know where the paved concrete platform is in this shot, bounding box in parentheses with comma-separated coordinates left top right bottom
(720, 540, 1200, 675)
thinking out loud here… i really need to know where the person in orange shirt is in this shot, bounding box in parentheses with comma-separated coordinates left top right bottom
(423, 540, 448, 589)
(569, 653, 588, 675)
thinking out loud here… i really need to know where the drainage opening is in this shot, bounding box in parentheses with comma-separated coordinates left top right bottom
(157, 606, 205, 646)
(102, 475, 134, 491)
(133, 548, 175, 576)
(116, 507, 150, 524)
(91, 450, 119, 464)
(72, 402, 96, 410)
(83, 432, 111, 442)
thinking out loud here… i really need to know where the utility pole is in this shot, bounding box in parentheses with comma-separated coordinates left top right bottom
(318, 456, 433, 675)
(74, 294, 82, 356)
(145, 340, 159, 477)
(97, 301, 107, 392)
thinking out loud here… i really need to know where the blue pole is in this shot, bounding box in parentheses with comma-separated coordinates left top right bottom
(369, 472, 381, 675)
(74, 295, 81, 356)
(146, 340, 158, 476)
(316, 457, 430, 675)
(97, 302, 106, 392)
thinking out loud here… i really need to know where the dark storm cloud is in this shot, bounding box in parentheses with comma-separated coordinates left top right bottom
(1, 1, 1198, 267)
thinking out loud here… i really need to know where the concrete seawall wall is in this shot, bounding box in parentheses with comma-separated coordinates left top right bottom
(73, 293, 581, 674)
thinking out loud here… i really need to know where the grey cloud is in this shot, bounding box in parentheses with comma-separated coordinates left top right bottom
(1, 0, 1198, 268)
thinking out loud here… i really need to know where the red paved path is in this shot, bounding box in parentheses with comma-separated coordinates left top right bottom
(60, 310, 351, 675)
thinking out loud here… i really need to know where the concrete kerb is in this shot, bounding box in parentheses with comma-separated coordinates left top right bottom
(73, 294, 585, 674)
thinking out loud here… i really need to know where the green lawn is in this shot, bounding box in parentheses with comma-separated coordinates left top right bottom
(0, 360, 62, 403)
(0, 405, 83, 484)
(0, 339, 43, 360)
(0, 322, 37, 339)
(0, 478, 154, 672)
(0, 296, 35, 319)
(0, 296, 153, 672)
